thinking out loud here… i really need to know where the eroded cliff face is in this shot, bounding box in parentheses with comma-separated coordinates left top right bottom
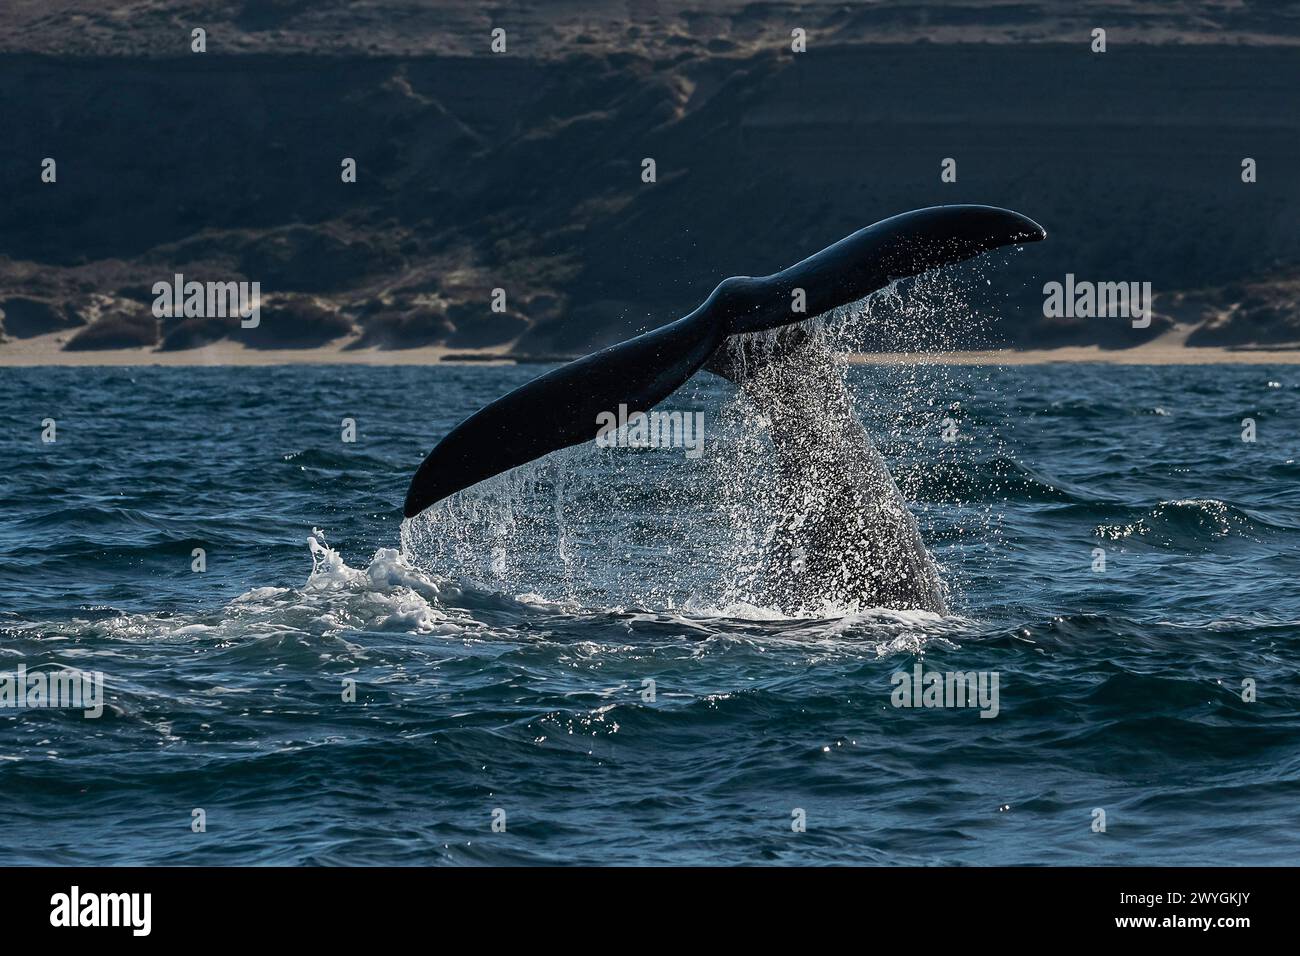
(7, 1, 1300, 59)
(4, 2, 1300, 353)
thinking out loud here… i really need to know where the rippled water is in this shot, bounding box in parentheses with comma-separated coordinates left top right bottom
(1, 360, 1298, 864)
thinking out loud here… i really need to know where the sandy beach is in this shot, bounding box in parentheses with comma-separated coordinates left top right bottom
(3, 327, 1299, 368)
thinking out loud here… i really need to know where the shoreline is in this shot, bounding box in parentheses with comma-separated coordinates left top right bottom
(3, 329, 1300, 367)
(8, 317, 1300, 368)
(4, 347, 1300, 368)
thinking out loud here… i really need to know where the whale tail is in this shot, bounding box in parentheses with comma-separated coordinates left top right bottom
(403, 205, 1045, 519)
(709, 204, 1044, 338)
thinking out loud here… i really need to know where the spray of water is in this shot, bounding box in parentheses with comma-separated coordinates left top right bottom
(401, 257, 1021, 618)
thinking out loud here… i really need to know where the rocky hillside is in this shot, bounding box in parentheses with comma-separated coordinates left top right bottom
(3, 1, 1299, 354)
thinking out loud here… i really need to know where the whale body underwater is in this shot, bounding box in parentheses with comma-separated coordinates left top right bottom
(404, 205, 1047, 613)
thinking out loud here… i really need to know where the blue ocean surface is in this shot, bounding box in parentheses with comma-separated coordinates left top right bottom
(1, 361, 1298, 865)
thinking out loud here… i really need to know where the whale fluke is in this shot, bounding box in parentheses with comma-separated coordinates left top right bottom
(403, 205, 1045, 518)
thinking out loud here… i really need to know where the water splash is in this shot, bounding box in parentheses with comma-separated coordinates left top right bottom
(401, 266, 1017, 617)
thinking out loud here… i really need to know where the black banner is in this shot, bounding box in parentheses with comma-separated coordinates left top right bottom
(0, 866, 1282, 941)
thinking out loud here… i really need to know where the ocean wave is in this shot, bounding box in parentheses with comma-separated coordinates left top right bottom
(1093, 498, 1284, 547)
(280, 448, 390, 472)
(899, 454, 1087, 504)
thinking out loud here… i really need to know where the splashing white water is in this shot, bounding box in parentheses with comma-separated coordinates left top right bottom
(302, 529, 468, 634)
(400, 266, 1017, 619)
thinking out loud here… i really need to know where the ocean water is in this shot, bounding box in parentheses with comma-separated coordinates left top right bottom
(1, 359, 1299, 865)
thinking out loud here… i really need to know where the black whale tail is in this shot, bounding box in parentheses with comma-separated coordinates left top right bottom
(403, 205, 1045, 519)
(707, 204, 1045, 337)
